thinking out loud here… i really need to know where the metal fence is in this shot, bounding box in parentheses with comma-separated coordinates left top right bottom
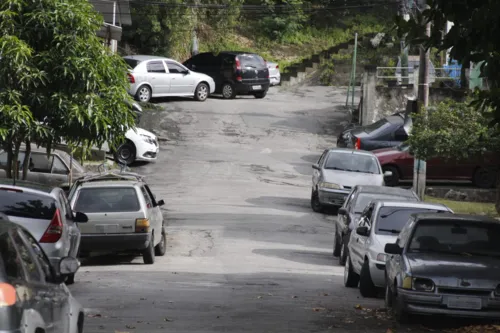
(376, 67, 462, 86)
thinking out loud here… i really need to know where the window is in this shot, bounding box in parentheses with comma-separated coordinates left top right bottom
(363, 118, 389, 134)
(324, 153, 380, 174)
(144, 185, 158, 206)
(394, 126, 408, 141)
(74, 187, 140, 213)
(317, 150, 328, 166)
(0, 151, 26, 169)
(30, 152, 53, 173)
(0, 233, 24, 280)
(52, 156, 68, 175)
(20, 230, 53, 281)
(11, 231, 41, 282)
(238, 54, 266, 69)
(0, 190, 56, 220)
(166, 62, 186, 74)
(141, 186, 152, 208)
(147, 61, 166, 73)
(124, 58, 141, 69)
(354, 193, 411, 214)
(375, 207, 443, 235)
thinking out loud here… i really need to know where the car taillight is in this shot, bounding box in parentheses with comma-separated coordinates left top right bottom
(0, 283, 16, 307)
(40, 209, 63, 243)
(135, 218, 150, 233)
(236, 76, 242, 82)
(276, 64, 279, 69)
(495, 285, 500, 296)
(235, 57, 242, 71)
(355, 138, 361, 150)
(127, 73, 135, 84)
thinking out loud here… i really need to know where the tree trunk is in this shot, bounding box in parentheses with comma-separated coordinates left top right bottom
(12, 140, 21, 183)
(22, 140, 31, 180)
(5, 142, 12, 179)
(496, 170, 500, 217)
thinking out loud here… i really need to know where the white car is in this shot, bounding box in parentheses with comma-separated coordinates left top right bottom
(123, 55, 216, 102)
(266, 61, 281, 86)
(344, 200, 452, 297)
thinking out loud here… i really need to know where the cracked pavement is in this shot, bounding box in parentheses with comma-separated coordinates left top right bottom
(69, 86, 466, 333)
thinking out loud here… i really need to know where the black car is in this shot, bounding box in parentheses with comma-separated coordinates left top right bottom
(334, 185, 419, 266)
(183, 51, 270, 99)
(337, 113, 411, 151)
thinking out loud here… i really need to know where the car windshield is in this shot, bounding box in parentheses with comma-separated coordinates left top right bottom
(324, 153, 380, 174)
(375, 207, 445, 235)
(124, 58, 141, 69)
(363, 118, 390, 134)
(354, 193, 413, 213)
(397, 143, 410, 152)
(238, 54, 266, 69)
(408, 220, 500, 257)
(0, 190, 56, 220)
(74, 187, 140, 213)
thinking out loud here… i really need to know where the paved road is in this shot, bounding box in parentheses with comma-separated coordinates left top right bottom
(70, 87, 468, 333)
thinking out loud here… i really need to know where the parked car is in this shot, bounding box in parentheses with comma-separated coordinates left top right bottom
(335, 185, 420, 266)
(384, 213, 500, 322)
(0, 214, 84, 333)
(183, 51, 270, 99)
(311, 148, 392, 212)
(344, 201, 452, 297)
(123, 55, 216, 103)
(266, 60, 281, 86)
(0, 182, 88, 284)
(337, 113, 411, 151)
(68, 171, 166, 264)
(374, 143, 499, 188)
(0, 144, 86, 188)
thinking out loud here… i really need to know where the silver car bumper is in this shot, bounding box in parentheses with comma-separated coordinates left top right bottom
(318, 189, 350, 206)
(368, 260, 386, 287)
(397, 289, 500, 318)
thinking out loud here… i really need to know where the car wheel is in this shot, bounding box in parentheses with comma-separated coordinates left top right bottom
(77, 313, 84, 333)
(154, 230, 167, 256)
(65, 273, 75, 285)
(339, 234, 349, 266)
(359, 259, 378, 297)
(383, 166, 400, 187)
(333, 231, 341, 257)
(344, 254, 360, 288)
(253, 90, 267, 99)
(115, 141, 136, 166)
(143, 234, 155, 264)
(392, 286, 411, 323)
(135, 85, 152, 103)
(221, 83, 236, 99)
(473, 167, 497, 188)
(194, 82, 209, 101)
(310, 190, 323, 213)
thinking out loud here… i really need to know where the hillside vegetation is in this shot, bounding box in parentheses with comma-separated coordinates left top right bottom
(120, 0, 399, 72)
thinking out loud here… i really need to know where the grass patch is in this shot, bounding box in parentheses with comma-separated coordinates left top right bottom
(139, 102, 164, 111)
(425, 196, 498, 217)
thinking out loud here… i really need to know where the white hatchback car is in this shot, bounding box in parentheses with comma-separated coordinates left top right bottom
(124, 55, 216, 103)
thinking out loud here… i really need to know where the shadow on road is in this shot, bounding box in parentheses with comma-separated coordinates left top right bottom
(246, 196, 311, 213)
(252, 248, 333, 266)
(81, 254, 142, 266)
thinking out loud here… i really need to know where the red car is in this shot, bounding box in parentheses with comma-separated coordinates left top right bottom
(374, 144, 499, 188)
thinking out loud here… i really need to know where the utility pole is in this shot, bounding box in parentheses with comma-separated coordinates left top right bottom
(413, 2, 431, 200)
(191, 0, 199, 56)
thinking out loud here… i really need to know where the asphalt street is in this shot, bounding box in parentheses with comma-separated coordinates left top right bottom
(69, 86, 472, 333)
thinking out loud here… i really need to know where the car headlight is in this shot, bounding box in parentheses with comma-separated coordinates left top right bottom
(376, 253, 388, 262)
(319, 182, 341, 190)
(412, 278, 435, 292)
(140, 134, 156, 145)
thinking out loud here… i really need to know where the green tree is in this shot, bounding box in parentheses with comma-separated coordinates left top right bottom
(0, 0, 136, 180)
(407, 99, 500, 214)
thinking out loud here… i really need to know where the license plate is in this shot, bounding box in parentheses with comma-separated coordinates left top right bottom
(447, 296, 482, 310)
(96, 225, 118, 233)
(252, 85, 262, 90)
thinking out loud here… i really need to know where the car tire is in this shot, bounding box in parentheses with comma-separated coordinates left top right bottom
(254, 90, 267, 99)
(338, 234, 349, 266)
(221, 83, 236, 99)
(473, 167, 497, 188)
(194, 82, 209, 102)
(135, 85, 152, 103)
(344, 254, 359, 288)
(383, 165, 400, 187)
(359, 259, 378, 297)
(384, 279, 393, 309)
(143, 234, 155, 265)
(310, 190, 323, 213)
(115, 141, 136, 166)
(333, 231, 341, 257)
(65, 273, 75, 285)
(154, 230, 167, 256)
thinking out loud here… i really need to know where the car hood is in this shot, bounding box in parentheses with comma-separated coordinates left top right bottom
(374, 234, 399, 250)
(128, 127, 156, 138)
(322, 169, 384, 187)
(190, 71, 214, 82)
(407, 253, 500, 288)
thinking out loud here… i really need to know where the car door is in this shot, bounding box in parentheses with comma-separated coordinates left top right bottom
(26, 152, 68, 186)
(57, 190, 80, 258)
(146, 60, 171, 95)
(337, 188, 356, 238)
(312, 150, 328, 189)
(165, 61, 196, 95)
(0, 150, 26, 180)
(386, 218, 413, 285)
(140, 185, 163, 244)
(19, 229, 70, 333)
(10, 230, 56, 332)
(350, 204, 374, 272)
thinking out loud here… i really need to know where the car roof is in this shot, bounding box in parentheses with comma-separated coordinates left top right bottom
(355, 185, 418, 197)
(123, 55, 171, 61)
(326, 148, 375, 156)
(0, 184, 56, 198)
(0, 180, 55, 194)
(79, 180, 140, 188)
(413, 213, 500, 224)
(371, 200, 449, 210)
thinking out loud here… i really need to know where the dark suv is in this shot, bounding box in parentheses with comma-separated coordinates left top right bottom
(183, 51, 270, 99)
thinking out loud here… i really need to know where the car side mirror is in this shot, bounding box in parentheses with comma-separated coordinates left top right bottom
(156, 199, 165, 207)
(384, 170, 393, 177)
(52, 257, 80, 283)
(312, 164, 320, 170)
(338, 207, 347, 215)
(74, 212, 88, 223)
(385, 243, 403, 255)
(356, 226, 369, 236)
(182, 70, 190, 75)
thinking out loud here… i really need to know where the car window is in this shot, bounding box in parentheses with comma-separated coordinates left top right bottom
(324, 153, 380, 174)
(0, 232, 25, 280)
(363, 118, 389, 134)
(74, 187, 140, 213)
(0, 151, 26, 169)
(30, 152, 53, 173)
(144, 185, 158, 206)
(343, 189, 356, 210)
(0, 190, 57, 220)
(393, 126, 409, 141)
(408, 220, 500, 256)
(166, 61, 186, 74)
(58, 192, 73, 220)
(11, 231, 42, 283)
(124, 58, 141, 69)
(317, 150, 328, 166)
(140, 186, 153, 208)
(354, 193, 411, 214)
(222, 54, 235, 68)
(19, 230, 53, 281)
(375, 207, 444, 235)
(397, 218, 414, 247)
(238, 54, 266, 69)
(147, 61, 166, 73)
(51, 156, 68, 175)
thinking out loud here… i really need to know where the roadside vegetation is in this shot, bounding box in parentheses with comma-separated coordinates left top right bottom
(426, 196, 498, 218)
